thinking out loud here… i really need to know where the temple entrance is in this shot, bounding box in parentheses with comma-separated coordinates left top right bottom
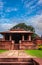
(12, 33, 22, 50)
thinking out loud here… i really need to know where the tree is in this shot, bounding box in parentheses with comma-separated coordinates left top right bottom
(10, 23, 38, 39)
(10, 23, 35, 32)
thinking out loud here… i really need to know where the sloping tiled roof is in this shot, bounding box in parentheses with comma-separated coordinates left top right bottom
(0, 28, 33, 34)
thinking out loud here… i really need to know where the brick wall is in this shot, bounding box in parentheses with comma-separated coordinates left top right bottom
(35, 39, 42, 45)
(0, 41, 12, 50)
(20, 41, 36, 50)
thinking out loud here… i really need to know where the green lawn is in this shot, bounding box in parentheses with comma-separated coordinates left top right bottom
(0, 50, 7, 53)
(25, 50, 42, 58)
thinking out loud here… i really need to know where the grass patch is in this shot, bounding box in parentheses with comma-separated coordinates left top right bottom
(25, 50, 42, 58)
(0, 50, 7, 53)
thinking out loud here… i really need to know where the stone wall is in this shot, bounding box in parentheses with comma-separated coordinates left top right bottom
(0, 40, 41, 50)
(20, 41, 37, 50)
(35, 39, 42, 45)
(0, 41, 12, 50)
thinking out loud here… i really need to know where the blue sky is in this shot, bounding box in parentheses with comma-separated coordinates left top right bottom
(0, 0, 42, 36)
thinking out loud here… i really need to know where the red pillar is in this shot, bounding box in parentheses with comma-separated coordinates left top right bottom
(9, 35, 12, 41)
(22, 35, 24, 41)
(29, 35, 31, 41)
(11, 40, 14, 50)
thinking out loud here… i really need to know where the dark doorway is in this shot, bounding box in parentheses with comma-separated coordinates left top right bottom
(12, 33, 22, 50)
(5, 34, 9, 40)
(15, 34, 20, 43)
(12, 33, 22, 44)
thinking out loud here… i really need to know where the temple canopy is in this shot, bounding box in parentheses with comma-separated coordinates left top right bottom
(0, 28, 33, 34)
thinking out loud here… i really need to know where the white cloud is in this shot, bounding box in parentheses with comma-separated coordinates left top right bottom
(0, 0, 5, 10)
(0, 18, 17, 31)
(0, 18, 10, 23)
(23, 0, 39, 15)
(23, 0, 42, 13)
(13, 8, 18, 11)
(26, 14, 42, 36)
(0, 23, 14, 30)
(6, 7, 18, 12)
(6, 8, 11, 12)
(0, 1, 3, 9)
(23, 0, 38, 8)
(38, 0, 42, 4)
(0, 0, 6, 16)
(0, 23, 17, 32)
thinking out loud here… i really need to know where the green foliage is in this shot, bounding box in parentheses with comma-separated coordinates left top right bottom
(38, 45, 42, 50)
(31, 33, 38, 39)
(25, 50, 42, 58)
(11, 23, 35, 32)
(0, 50, 7, 53)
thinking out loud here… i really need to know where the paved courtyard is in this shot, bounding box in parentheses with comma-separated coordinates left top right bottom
(0, 50, 36, 58)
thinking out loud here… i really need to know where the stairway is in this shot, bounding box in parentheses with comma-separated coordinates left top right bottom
(0, 58, 39, 65)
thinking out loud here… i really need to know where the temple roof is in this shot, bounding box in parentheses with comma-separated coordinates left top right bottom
(0, 28, 33, 34)
(34, 36, 42, 40)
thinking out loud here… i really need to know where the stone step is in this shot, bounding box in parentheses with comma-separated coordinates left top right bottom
(0, 58, 32, 62)
(0, 58, 39, 65)
(0, 62, 32, 64)
(0, 62, 35, 65)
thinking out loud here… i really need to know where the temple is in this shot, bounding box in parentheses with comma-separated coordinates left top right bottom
(0, 28, 42, 50)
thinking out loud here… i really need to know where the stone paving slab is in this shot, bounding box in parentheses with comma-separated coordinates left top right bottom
(0, 50, 36, 58)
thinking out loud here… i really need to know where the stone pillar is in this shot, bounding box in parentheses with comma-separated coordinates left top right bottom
(19, 40, 21, 44)
(19, 40, 21, 50)
(22, 35, 24, 41)
(3, 35, 5, 41)
(29, 35, 31, 41)
(9, 35, 12, 41)
(11, 40, 14, 50)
